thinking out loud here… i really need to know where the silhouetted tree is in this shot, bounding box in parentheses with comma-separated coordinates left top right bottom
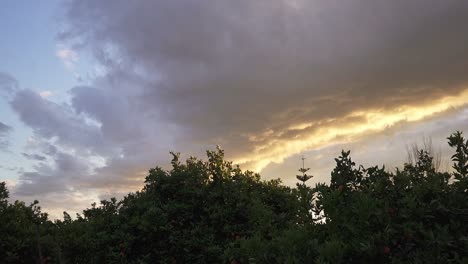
(0, 132, 467, 263)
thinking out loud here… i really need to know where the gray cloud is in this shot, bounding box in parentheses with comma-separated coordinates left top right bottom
(15, 150, 89, 196)
(22, 153, 47, 161)
(0, 121, 12, 150)
(0, 72, 18, 96)
(10, 89, 113, 156)
(60, 0, 468, 155)
(0, 122, 11, 134)
(10, 84, 175, 194)
(9, 0, 468, 214)
(0, 72, 15, 150)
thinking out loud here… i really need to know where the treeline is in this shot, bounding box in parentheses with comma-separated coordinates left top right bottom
(0, 132, 467, 263)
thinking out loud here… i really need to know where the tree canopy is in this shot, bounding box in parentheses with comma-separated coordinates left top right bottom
(0, 132, 467, 263)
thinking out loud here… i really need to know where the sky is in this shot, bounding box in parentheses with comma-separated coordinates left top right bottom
(1, 0, 468, 218)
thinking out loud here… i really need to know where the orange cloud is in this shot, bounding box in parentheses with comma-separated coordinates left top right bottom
(236, 87, 468, 172)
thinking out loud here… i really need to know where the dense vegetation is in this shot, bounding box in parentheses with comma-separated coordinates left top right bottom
(1, 132, 467, 263)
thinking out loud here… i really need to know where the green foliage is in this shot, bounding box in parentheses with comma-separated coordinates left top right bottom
(234, 132, 468, 264)
(0, 132, 467, 263)
(448, 131, 468, 179)
(0, 192, 51, 263)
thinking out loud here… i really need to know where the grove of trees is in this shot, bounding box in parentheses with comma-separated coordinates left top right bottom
(0, 132, 467, 263)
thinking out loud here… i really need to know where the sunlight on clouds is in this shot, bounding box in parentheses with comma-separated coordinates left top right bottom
(237, 88, 468, 172)
(40, 190, 101, 220)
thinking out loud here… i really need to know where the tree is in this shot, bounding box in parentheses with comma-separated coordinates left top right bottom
(0, 132, 467, 263)
(406, 136, 443, 171)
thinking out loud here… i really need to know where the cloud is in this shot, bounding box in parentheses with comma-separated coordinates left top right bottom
(15, 150, 88, 196)
(56, 47, 79, 69)
(7, 0, 468, 217)
(24, 136, 58, 156)
(39, 90, 53, 98)
(0, 121, 12, 151)
(0, 122, 11, 134)
(10, 89, 111, 155)
(261, 106, 468, 186)
(0, 72, 18, 96)
(10, 85, 174, 197)
(22, 153, 47, 161)
(60, 0, 468, 167)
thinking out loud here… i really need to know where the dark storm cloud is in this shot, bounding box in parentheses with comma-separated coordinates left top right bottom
(11, 0, 468, 205)
(60, 0, 468, 156)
